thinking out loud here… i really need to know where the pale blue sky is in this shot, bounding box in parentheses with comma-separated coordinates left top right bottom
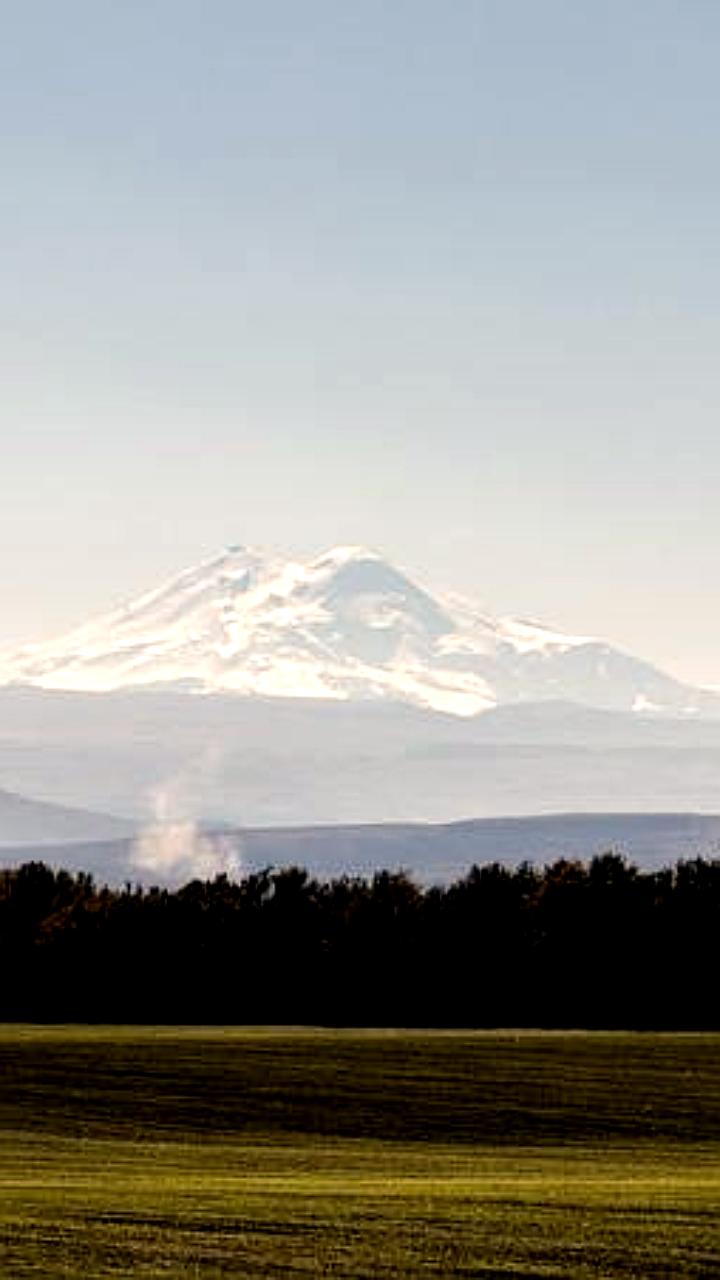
(3, 1, 720, 683)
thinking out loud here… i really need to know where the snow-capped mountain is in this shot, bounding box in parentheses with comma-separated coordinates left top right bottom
(0, 544, 710, 717)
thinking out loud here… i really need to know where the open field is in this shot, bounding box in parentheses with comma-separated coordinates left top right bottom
(1, 1028, 719, 1277)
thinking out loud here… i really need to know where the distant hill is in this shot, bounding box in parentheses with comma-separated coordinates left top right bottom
(3, 811, 720, 886)
(0, 788, 134, 846)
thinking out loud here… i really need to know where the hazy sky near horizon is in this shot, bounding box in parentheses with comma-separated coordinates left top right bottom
(3, 1, 720, 684)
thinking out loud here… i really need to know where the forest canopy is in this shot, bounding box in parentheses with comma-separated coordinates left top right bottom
(1, 855, 718, 1028)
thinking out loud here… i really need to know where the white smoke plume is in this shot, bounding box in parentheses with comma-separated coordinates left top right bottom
(130, 763, 243, 884)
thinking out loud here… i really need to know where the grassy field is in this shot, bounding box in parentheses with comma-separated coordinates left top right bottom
(1, 1028, 719, 1277)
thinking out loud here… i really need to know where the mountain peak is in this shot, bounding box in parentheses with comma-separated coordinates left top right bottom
(0, 543, 710, 718)
(311, 544, 384, 568)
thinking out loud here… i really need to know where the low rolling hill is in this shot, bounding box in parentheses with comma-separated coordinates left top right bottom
(0, 788, 134, 846)
(3, 810, 720, 886)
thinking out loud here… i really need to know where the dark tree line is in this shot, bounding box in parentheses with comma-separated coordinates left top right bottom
(1, 855, 719, 1026)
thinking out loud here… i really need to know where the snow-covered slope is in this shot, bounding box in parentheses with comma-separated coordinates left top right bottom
(0, 544, 708, 716)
